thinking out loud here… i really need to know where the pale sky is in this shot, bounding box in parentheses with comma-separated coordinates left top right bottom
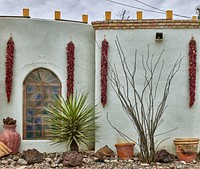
(0, 0, 199, 22)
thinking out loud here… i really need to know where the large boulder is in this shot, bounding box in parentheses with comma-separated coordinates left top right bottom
(22, 148, 43, 164)
(155, 149, 176, 163)
(95, 145, 114, 161)
(62, 151, 83, 167)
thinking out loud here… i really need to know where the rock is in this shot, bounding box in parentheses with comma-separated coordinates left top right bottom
(7, 158, 14, 164)
(155, 149, 176, 163)
(133, 157, 139, 161)
(17, 158, 28, 165)
(51, 163, 58, 168)
(58, 163, 63, 167)
(179, 160, 186, 165)
(34, 164, 44, 169)
(83, 157, 94, 163)
(10, 161, 17, 167)
(22, 148, 43, 164)
(110, 159, 118, 163)
(1, 159, 8, 164)
(54, 156, 62, 164)
(104, 159, 110, 163)
(141, 163, 149, 167)
(6, 154, 13, 159)
(16, 166, 27, 169)
(192, 160, 197, 164)
(45, 157, 52, 163)
(44, 161, 51, 167)
(128, 159, 133, 163)
(13, 155, 20, 161)
(95, 145, 114, 161)
(62, 151, 83, 167)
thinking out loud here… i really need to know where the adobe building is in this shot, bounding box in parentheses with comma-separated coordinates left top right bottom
(0, 9, 200, 154)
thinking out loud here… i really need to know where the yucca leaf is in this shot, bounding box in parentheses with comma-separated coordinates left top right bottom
(44, 92, 100, 151)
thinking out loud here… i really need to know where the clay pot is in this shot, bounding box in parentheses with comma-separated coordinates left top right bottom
(115, 142, 135, 159)
(0, 125, 21, 154)
(174, 138, 199, 163)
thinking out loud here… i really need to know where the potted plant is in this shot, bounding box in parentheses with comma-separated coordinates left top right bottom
(115, 142, 135, 159)
(173, 138, 199, 163)
(44, 92, 99, 151)
(115, 136, 135, 160)
(0, 117, 21, 154)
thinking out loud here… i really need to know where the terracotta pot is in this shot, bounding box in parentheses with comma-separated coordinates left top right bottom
(115, 142, 135, 159)
(0, 125, 21, 154)
(174, 138, 199, 163)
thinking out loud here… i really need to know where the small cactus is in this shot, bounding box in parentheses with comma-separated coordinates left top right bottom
(3, 117, 16, 125)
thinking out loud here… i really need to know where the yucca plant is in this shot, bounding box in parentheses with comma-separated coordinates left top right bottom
(45, 92, 99, 151)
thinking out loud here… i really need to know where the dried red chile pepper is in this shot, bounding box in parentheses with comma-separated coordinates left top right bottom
(189, 36, 196, 107)
(101, 39, 109, 107)
(66, 41, 75, 97)
(5, 36, 14, 103)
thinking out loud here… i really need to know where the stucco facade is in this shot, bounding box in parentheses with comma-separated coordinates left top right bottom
(0, 17, 95, 152)
(0, 16, 200, 154)
(93, 19, 200, 154)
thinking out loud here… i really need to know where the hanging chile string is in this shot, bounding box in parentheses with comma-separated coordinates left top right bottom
(189, 36, 197, 107)
(66, 39, 75, 97)
(5, 35, 15, 103)
(101, 37, 109, 108)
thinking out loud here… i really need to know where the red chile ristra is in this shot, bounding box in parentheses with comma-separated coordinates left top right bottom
(67, 41, 75, 97)
(189, 36, 196, 107)
(5, 36, 14, 103)
(101, 38, 109, 108)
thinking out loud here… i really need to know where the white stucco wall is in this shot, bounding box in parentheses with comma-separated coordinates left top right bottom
(0, 17, 95, 152)
(1, 17, 199, 155)
(95, 29, 200, 154)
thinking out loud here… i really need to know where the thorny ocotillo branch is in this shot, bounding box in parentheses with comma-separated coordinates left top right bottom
(109, 36, 182, 162)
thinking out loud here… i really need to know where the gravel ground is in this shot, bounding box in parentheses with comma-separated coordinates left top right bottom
(0, 151, 200, 169)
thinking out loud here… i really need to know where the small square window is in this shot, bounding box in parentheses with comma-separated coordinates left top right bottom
(26, 117, 34, 123)
(35, 132, 42, 138)
(35, 124, 42, 131)
(27, 109, 34, 116)
(35, 117, 42, 124)
(26, 86, 35, 93)
(26, 132, 34, 139)
(26, 124, 34, 131)
(35, 93, 42, 100)
(155, 32, 163, 41)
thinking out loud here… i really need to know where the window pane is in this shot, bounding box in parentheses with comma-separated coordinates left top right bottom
(26, 117, 34, 123)
(35, 117, 42, 124)
(26, 86, 34, 93)
(52, 86, 59, 94)
(27, 109, 34, 116)
(26, 132, 34, 139)
(35, 132, 42, 138)
(35, 93, 42, 100)
(35, 124, 42, 131)
(26, 124, 34, 131)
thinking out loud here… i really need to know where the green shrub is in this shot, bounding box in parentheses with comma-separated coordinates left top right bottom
(45, 92, 99, 151)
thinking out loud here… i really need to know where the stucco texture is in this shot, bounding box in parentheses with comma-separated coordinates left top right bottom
(0, 18, 95, 152)
(95, 29, 200, 154)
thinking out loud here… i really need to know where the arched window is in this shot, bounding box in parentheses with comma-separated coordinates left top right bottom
(23, 68, 61, 140)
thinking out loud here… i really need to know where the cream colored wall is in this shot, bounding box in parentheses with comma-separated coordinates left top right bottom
(1, 17, 199, 155)
(95, 29, 200, 154)
(0, 18, 95, 152)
